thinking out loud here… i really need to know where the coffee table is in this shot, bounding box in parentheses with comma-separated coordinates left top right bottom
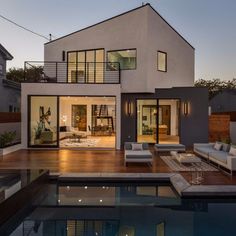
(176, 153, 203, 185)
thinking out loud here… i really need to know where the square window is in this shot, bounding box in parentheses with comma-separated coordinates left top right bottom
(157, 51, 167, 72)
(107, 49, 136, 70)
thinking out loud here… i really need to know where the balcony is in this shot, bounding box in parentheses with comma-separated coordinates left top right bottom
(24, 61, 120, 84)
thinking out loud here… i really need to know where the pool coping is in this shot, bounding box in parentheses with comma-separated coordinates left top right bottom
(49, 172, 236, 198)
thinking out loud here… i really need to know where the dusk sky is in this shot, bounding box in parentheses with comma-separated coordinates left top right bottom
(0, 0, 235, 81)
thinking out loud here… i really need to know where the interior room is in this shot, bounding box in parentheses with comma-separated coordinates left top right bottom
(59, 96, 116, 148)
(137, 99, 180, 144)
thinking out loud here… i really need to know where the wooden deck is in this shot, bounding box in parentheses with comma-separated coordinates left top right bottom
(0, 149, 236, 185)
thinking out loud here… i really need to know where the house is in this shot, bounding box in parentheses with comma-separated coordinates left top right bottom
(21, 3, 208, 149)
(0, 44, 21, 112)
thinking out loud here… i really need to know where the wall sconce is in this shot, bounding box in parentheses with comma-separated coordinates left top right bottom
(126, 101, 133, 116)
(183, 101, 189, 116)
(61, 115, 67, 125)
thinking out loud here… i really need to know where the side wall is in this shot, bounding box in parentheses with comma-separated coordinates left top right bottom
(121, 87, 208, 147)
(21, 84, 121, 149)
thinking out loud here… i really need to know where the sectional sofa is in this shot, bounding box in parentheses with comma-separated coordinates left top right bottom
(194, 143, 236, 174)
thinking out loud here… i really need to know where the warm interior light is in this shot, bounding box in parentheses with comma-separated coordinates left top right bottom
(183, 101, 189, 116)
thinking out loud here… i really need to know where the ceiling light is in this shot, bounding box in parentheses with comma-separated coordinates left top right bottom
(99, 199, 103, 202)
(84, 186, 88, 189)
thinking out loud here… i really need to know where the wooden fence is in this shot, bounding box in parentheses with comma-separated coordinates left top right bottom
(209, 114, 230, 142)
(0, 112, 21, 123)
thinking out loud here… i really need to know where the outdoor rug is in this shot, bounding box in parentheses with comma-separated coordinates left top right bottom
(160, 156, 218, 172)
(60, 138, 100, 147)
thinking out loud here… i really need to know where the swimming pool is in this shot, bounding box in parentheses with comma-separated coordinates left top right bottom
(3, 181, 236, 236)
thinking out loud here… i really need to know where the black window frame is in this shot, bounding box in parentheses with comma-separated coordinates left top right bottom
(107, 48, 137, 70)
(157, 51, 167, 72)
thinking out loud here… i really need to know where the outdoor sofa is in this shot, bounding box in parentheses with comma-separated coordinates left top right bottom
(194, 142, 236, 174)
(124, 142, 153, 166)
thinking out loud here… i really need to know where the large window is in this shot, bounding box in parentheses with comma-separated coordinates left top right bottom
(157, 51, 167, 72)
(67, 49, 104, 83)
(107, 49, 136, 70)
(29, 96, 58, 147)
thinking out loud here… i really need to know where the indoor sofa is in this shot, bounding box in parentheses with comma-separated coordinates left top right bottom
(194, 143, 236, 174)
(124, 142, 153, 166)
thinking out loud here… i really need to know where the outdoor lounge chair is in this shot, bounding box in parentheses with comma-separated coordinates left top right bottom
(124, 142, 153, 166)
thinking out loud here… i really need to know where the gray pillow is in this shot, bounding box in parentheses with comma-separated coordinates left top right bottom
(222, 143, 230, 152)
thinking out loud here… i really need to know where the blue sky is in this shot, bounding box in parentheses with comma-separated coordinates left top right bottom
(0, 0, 235, 80)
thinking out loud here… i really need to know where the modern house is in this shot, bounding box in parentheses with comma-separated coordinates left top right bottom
(21, 3, 208, 149)
(0, 44, 21, 112)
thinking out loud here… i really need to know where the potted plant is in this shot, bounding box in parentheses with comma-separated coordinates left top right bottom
(34, 122, 43, 145)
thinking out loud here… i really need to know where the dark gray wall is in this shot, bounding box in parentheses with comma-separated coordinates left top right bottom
(0, 53, 20, 112)
(121, 87, 209, 148)
(210, 89, 236, 113)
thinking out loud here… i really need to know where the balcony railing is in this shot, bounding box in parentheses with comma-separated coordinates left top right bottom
(24, 61, 120, 84)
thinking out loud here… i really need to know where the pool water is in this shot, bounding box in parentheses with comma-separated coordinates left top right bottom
(3, 182, 236, 236)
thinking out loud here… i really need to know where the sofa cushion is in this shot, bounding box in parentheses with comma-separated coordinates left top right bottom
(214, 142, 222, 151)
(222, 143, 230, 152)
(209, 151, 227, 164)
(195, 146, 215, 155)
(125, 150, 152, 159)
(132, 143, 143, 151)
(229, 145, 236, 156)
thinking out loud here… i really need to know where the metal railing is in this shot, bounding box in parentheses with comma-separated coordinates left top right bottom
(24, 61, 120, 84)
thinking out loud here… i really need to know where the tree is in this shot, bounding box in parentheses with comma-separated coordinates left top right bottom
(6, 67, 25, 83)
(6, 66, 44, 83)
(195, 78, 236, 100)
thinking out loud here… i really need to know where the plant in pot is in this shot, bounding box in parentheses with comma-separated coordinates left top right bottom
(34, 122, 43, 145)
(0, 131, 16, 148)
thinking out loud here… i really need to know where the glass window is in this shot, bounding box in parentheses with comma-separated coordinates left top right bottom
(0, 64, 3, 75)
(157, 51, 167, 72)
(68, 52, 77, 82)
(157, 222, 165, 236)
(107, 49, 136, 70)
(29, 96, 58, 147)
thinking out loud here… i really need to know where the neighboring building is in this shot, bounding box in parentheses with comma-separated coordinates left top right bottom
(21, 3, 208, 149)
(0, 44, 21, 112)
(210, 89, 236, 113)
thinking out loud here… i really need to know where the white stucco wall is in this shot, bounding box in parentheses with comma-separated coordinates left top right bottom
(44, 5, 194, 93)
(21, 83, 121, 149)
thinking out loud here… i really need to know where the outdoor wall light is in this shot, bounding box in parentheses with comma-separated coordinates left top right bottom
(126, 101, 133, 116)
(183, 101, 189, 116)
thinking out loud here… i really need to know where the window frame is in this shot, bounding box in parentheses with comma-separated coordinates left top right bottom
(0, 64, 3, 75)
(107, 48, 137, 70)
(157, 51, 167, 72)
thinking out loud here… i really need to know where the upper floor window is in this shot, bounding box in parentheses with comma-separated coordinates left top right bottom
(157, 51, 167, 72)
(0, 64, 3, 75)
(107, 49, 136, 70)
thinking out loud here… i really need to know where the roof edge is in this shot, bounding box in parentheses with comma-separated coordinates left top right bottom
(0, 44, 13, 60)
(45, 3, 194, 50)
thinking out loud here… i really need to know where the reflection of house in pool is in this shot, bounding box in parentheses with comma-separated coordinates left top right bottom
(22, 3, 208, 149)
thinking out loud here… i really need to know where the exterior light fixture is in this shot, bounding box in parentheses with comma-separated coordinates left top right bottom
(183, 101, 189, 116)
(126, 101, 133, 116)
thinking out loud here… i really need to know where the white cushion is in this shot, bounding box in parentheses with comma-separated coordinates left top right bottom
(131, 143, 143, 151)
(229, 146, 236, 156)
(214, 142, 222, 151)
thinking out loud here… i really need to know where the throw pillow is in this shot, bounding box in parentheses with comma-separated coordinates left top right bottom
(132, 143, 143, 151)
(214, 142, 222, 151)
(229, 145, 236, 156)
(222, 143, 230, 152)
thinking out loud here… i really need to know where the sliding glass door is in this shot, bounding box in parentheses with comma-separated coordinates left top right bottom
(136, 99, 180, 144)
(67, 49, 104, 83)
(137, 99, 157, 143)
(29, 96, 59, 147)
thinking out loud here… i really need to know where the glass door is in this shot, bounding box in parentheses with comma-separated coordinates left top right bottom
(137, 99, 157, 143)
(158, 99, 180, 144)
(29, 96, 59, 147)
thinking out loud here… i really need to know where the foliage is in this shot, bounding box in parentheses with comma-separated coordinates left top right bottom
(0, 131, 16, 148)
(194, 78, 236, 100)
(6, 66, 44, 83)
(34, 122, 44, 140)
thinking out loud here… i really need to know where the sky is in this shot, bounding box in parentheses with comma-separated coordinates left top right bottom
(0, 0, 236, 81)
